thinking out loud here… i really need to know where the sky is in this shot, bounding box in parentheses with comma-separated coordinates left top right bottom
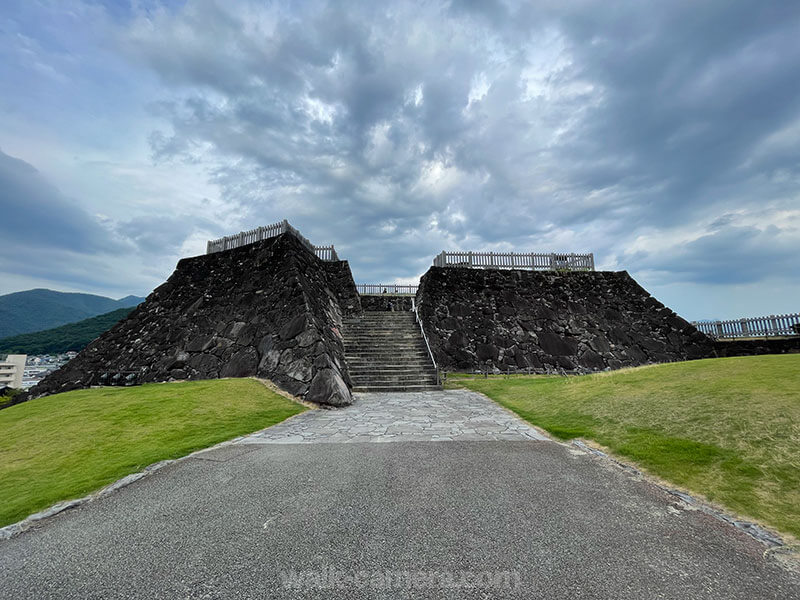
(1, 0, 799, 321)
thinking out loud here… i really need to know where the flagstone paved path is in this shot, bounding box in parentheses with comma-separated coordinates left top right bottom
(238, 389, 549, 444)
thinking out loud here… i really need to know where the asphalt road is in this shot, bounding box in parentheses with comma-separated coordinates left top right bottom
(1, 439, 797, 599)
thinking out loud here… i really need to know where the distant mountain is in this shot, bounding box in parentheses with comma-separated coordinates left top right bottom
(0, 307, 136, 355)
(0, 289, 145, 339)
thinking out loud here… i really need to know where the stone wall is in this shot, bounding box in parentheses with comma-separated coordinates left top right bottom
(416, 267, 713, 373)
(359, 295, 414, 312)
(24, 233, 358, 406)
(713, 337, 800, 357)
(321, 261, 362, 316)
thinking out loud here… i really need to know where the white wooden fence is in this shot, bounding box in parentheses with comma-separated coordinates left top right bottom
(433, 251, 594, 271)
(356, 284, 419, 295)
(206, 219, 339, 261)
(692, 313, 800, 339)
(314, 245, 339, 261)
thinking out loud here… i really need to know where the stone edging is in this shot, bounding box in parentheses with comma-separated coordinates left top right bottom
(463, 386, 791, 551)
(569, 439, 787, 548)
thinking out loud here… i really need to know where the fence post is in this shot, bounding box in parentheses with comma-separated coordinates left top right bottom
(770, 316, 779, 336)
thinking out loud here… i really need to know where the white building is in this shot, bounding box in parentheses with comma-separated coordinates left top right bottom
(0, 354, 27, 389)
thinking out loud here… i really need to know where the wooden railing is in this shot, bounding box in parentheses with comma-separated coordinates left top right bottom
(433, 251, 594, 271)
(314, 245, 339, 261)
(356, 284, 419, 295)
(692, 313, 800, 339)
(206, 219, 338, 261)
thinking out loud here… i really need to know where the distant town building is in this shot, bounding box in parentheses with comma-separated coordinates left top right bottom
(20, 353, 75, 389)
(0, 354, 27, 389)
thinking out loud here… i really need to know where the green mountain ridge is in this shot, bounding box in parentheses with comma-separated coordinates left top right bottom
(0, 307, 136, 355)
(0, 289, 145, 338)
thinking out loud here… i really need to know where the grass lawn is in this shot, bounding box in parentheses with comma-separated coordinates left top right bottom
(447, 355, 800, 540)
(0, 378, 305, 528)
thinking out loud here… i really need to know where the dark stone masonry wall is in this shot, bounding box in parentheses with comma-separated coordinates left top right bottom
(359, 295, 414, 312)
(416, 267, 714, 373)
(25, 233, 359, 406)
(714, 337, 800, 357)
(321, 261, 362, 316)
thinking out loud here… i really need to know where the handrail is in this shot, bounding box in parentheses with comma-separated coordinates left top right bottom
(411, 297, 439, 386)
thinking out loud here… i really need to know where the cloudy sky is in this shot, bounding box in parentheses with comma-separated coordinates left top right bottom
(2, 0, 799, 320)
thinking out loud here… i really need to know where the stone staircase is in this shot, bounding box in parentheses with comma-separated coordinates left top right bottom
(342, 311, 441, 392)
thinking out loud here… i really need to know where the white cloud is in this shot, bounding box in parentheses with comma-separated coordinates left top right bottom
(1, 0, 800, 319)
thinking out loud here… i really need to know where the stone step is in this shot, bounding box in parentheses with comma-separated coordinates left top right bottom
(351, 370, 438, 379)
(345, 347, 429, 353)
(345, 324, 417, 327)
(352, 384, 442, 392)
(344, 335, 425, 341)
(345, 346, 429, 352)
(345, 354, 431, 362)
(343, 328, 421, 334)
(351, 376, 439, 386)
(343, 316, 416, 321)
(346, 350, 428, 356)
(344, 343, 428, 351)
(345, 356, 431, 362)
(343, 333, 420, 338)
(344, 324, 417, 328)
(346, 361, 436, 369)
(342, 310, 438, 392)
(345, 354, 431, 361)
(342, 315, 417, 326)
(348, 365, 437, 373)
(344, 314, 416, 319)
(344, 333, 423, 338)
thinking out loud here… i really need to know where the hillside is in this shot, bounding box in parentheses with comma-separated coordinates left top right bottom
(0, 307, 135, 355)
(0, 289, 145, 338)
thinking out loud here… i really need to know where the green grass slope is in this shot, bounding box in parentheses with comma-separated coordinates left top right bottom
(449, 355, 800, 539)
(0, 307, 134, 354)
(0, 289, 145, 338)
(0, 379, 305, 527)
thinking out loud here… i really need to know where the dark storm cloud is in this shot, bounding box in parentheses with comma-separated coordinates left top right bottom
(0, 148, 214, 292)
(121, 0, 800, 284)
(0, 149, 120, 253)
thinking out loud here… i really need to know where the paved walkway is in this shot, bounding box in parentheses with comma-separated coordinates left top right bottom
(240, 389, 548, 444)
(2, 390, 798, 599)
